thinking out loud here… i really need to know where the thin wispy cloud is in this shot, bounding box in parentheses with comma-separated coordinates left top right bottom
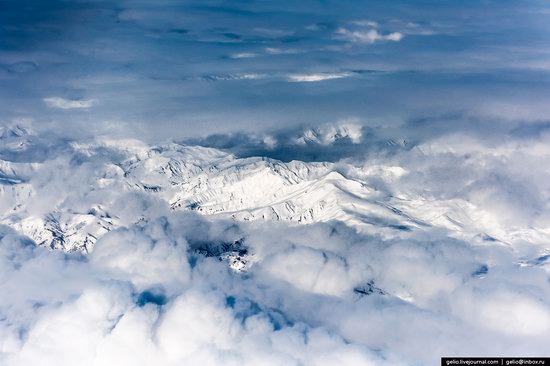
(228, 52, 258, 59)
(286, 72, 353, 82)
(0, 0, 547, 141)
(43, 97, 95, 110)
(336, 28, 404, 44)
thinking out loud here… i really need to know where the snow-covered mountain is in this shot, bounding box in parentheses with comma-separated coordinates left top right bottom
(2, 127, 549, 257)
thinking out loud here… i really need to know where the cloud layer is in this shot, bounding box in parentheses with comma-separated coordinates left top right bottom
(1, 0, 550, 141)
(1, 205, 549, 365)
(1, 126, 550, 365)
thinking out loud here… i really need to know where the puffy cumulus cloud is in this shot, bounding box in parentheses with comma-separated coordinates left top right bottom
(261, 246, 354, 297)
(2, 205, 550, 365)
(90, 217, 192, 292)
(0, 220, 388, 366)
(249, 226, 550, 360)
(451, 286, 550, 336)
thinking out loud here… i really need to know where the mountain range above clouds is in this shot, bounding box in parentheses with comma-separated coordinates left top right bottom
(2, 123, 549, 261)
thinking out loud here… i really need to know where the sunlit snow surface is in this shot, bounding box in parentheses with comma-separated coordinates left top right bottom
(1, 124, 550, 365)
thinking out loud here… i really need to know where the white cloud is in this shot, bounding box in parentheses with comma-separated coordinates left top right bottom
(350, 20, 379, 28)
(286, 72, 352, 82)
(264, 47, 303, 55)
(294, 122, 363, 145)
(229, 52, 258, 59)
(336, 28, 404, 44)
(43, 97, 95, 110)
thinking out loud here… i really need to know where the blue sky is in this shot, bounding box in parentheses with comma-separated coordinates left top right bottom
(1, 0, 550, 141)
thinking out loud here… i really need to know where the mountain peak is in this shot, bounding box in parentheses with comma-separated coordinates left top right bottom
(296, 123, 363, 145)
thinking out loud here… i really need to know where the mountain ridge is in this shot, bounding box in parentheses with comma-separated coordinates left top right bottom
(1, 130, 548, 257)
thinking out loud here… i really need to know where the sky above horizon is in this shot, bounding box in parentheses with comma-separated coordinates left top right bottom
(1, 0, 550, 142)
